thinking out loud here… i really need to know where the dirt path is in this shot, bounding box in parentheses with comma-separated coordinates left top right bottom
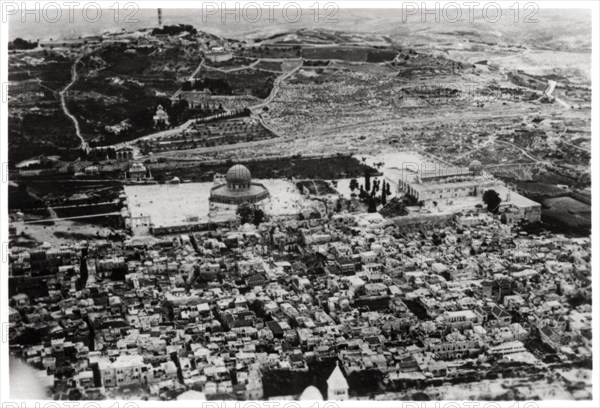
(204, 59, 260, 73)
(250, 62, 302, 111)
(116, 60, 301, 151)
(60, 54, 88, 151)
(494, 140, 547, 164)
(188, 57, 205, 80)
(20, 184, 58, 219)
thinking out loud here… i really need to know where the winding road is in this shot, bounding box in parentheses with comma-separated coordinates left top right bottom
(119, 59, 302, 151)
(495, 140, 547, 164)
(249, 61, 302, 112)
(60, 54, 88, 152)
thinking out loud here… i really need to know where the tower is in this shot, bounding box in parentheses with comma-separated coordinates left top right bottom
(326, 362, 349, 400)
(157, 8, 163, 28)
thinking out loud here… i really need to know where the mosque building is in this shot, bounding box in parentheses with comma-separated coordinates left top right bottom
(395, 160, 541, 222)
(210, 164, 270, 205)
(398, 160, 487, 202)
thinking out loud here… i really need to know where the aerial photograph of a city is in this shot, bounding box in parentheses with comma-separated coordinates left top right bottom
(2, 2, 597, 403)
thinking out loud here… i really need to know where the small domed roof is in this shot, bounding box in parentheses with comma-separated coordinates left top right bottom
(299, 386, 323, 401)
(469, 160, 483, 173)
(129, 162, 146, 171)
(226, 164, 251, 184)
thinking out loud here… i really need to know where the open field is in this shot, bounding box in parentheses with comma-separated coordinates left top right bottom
(13, 218, 116, 245)
(8, 185, 51, 220)
(193, 67, 277, 99)
(301, 46, 399, 63)
(16, 179, 122, 204)
(125, 182, 214, 228)
(8, 112, 81, 164)
(253, 60, 283, 72)
(240, 45, 302, 59)
(302, 46, 367, 62)
(513, 181, 568, 198)
(8, 50, 73, 91)
(296, 180, 338, 196)
(205, 56, 256, 69)
(542, 196, 591, 234)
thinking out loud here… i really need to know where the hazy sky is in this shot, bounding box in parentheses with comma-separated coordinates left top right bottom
(9, 7, 591, 48)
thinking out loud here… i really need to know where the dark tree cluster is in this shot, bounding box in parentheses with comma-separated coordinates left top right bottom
(237, 204, 265, 226)
(84, 147, 117, 161)
(348, 170, 392, 213)
(9, 38, 38, 50)
(483, 189, 502, 213)
(188, 78, 232, 95)
(151, 24, 197, 36)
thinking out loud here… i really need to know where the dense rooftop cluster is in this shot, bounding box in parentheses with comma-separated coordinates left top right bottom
(9, 211, 592, 400)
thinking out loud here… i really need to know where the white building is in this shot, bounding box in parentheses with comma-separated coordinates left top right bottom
(397, 160, 541, 222)
(153, 105, 170, 128)
(327, 362, 349, 400)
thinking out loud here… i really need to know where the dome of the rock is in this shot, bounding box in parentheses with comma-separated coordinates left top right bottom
(210, 164, 269, 205)
(226, 164, 252, 189)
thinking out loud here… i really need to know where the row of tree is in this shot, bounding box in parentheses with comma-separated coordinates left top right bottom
(347, 170, 392, 213)
(237, 204, 265, 226)
(151, 24, 198, 36)
(9, 38, 38, 50)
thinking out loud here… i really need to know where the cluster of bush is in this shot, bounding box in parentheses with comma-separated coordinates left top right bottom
(9, 38, 38, 50)
(151, 24, 197, 36)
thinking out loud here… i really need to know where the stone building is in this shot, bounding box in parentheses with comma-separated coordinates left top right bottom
(396, 160, 541, 222)
(326, 362, 349, 400)
(210, 164, 270, 205)
(153, 105, 170, 128)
